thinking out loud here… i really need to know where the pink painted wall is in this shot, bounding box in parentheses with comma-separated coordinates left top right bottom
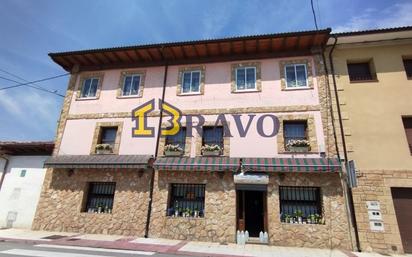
(68, 56, 319, 115)
(59, 56, 325, 158)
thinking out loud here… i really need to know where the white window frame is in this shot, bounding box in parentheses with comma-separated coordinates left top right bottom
(181, 70, 201, 94)
(235, 66, 257, 91)
(284, 64, 308, 89)
(121, 74, 141, 96)
(80, 77, 99, 98)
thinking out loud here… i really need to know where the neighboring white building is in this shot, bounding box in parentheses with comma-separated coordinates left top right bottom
(0, 142, 53, 229)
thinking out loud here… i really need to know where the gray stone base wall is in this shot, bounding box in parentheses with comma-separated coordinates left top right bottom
(149, 171, 351, 249)
(149, 171, 237, 243)
(32, 168, 151, 236)
(352, 170, 412, 254)
(268, 173, 351, 249)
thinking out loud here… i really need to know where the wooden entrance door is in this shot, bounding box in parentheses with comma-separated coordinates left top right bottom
(392, 187, 412, 253)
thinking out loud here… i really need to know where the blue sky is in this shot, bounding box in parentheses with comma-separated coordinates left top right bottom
(0, 0, 410, 141)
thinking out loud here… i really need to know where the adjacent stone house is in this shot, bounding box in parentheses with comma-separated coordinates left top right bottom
(327, 26, 412, 254)
(33, 28, 353, 249)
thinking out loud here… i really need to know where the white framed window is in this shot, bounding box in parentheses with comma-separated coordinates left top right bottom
(181, 70, 201, 94)
(285, 64, 308, 88)
(80, 77, 99, 98)
(122, 74, 141, 96)
(235, 67, 256, 91)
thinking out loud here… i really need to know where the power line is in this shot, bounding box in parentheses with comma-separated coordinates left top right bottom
(0, 75, 65, 97)
(0, 68, 67, 97)
(310, 0, 319, 30)
(0, 73, 69, 97)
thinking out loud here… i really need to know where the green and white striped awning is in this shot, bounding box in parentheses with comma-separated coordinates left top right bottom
(154, 157, 240, 172)
(242, 158, 341, 173)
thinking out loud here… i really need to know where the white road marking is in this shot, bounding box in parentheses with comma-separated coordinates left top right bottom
(34, 244, 155, 255)
(0, 249, 107, 257)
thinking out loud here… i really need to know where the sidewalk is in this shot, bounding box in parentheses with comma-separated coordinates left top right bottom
(0, 228, 409, 257)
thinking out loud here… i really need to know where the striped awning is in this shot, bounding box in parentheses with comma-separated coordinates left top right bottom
(154, 157, 240, 172)
(242, 158, 341, 173)
(44, 155, 152, 169)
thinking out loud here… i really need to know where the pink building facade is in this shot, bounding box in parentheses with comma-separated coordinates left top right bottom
(33, 29, 353, 249)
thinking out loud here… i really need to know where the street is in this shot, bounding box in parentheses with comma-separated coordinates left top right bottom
(0, 241, 179, 257)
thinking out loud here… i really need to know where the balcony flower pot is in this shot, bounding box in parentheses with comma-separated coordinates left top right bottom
(95, 144, 113, 154)
(288, 146, 310, 153)
(164, 150, 183, 156)
(201, 144, 222, 156)
(164, 144, 183, 156)
(286, 139, 310, 153)
(202, 150, 221, 156)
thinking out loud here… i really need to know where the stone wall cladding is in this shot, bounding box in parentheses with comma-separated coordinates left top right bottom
(66, 105, 321, 120)
(268, 172, 351, 249)
(32, 168, 150, 236)
(148, 171, 350, 249)
(149, 171, 237, 243)
(352, 169, 412, 254)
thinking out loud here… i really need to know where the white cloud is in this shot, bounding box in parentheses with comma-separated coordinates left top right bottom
(334, 2, 412, 32)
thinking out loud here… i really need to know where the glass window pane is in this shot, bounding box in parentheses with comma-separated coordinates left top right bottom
(101, 127, 117, 145)
(165, 128, 186, 150)
(284, 123, 306, 138)
(191, 72, 200, 92)
(182, 72, 191, 93)
(123, 76, 132, 96)
(246, 68, 256, 89)
(81, 79, 92, 97)
(89, 78, 98, 97)
(131, 75, 140, 95)
(285, 66, 296, 87)
(203, 127, 223, 148)
(296, 65, 307, 87)
(236, 68, 246, 90)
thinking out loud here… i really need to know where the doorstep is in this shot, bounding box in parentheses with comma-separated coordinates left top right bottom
(245, 237, 268, 245)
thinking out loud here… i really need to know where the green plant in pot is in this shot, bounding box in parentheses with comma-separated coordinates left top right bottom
(95, 144, 113, 154)
(164, 144, 183, 156)
(294, 210, 303, 224)
(284, 214, 292, 223)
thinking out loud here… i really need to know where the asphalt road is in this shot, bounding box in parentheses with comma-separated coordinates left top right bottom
(0, 241, 181, 257)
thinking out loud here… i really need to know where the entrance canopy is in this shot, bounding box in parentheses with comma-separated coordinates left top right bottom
(242, 157, 341, 173)
(44, 155, 152, 169)
(154, 157, 240, 172)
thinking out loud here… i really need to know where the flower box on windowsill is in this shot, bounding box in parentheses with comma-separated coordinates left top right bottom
(288, 146, 310, 153)
(164, 150, 183, 157)
(95, 149, 113, 154)
(202, 150, 221, 156)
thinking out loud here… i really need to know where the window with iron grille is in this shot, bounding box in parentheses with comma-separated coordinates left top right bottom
(279, 186, 322, 221)
(202, 126, 223, 149)
(165, 128, 186, 152)
(84, 182, 116, 213)
(402, 117, 412, 155)
(403, 59, 412, 79)
(167, 184, 205, 218)
(347, 62, 375, 82)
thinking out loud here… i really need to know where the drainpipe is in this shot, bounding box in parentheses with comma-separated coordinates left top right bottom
(328, 35, 361, 252)
(145, 46, 169, 238)
(0, 155, 9, 191)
